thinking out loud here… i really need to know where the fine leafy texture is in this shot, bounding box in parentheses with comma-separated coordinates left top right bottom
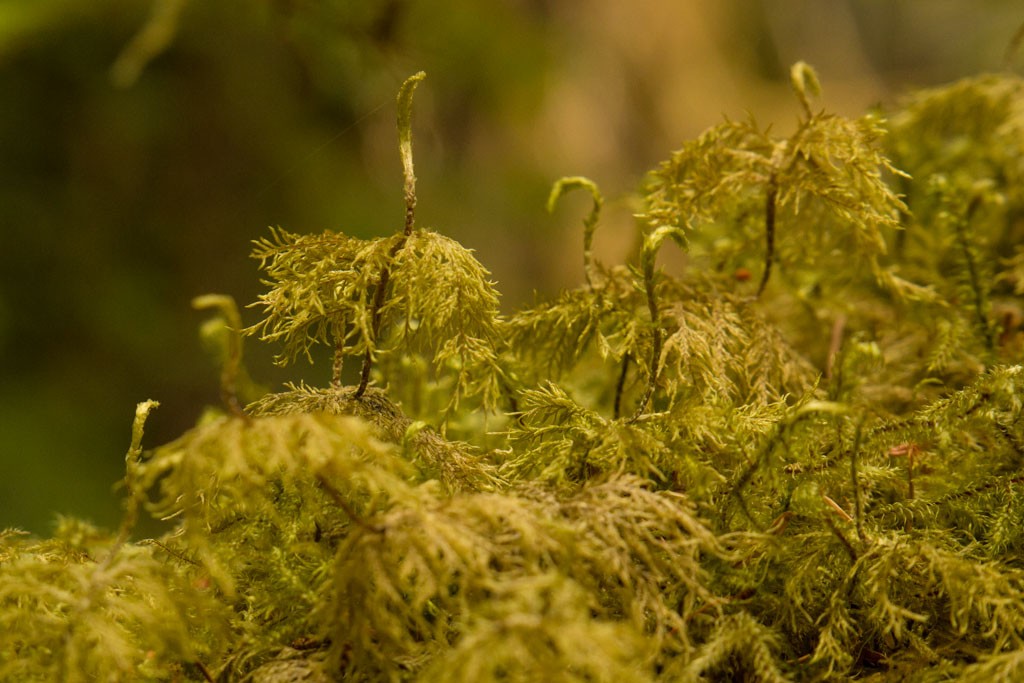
(8, 66, 1024, 681)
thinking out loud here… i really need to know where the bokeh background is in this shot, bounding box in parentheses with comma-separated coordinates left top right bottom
(1, 0, 1021, 534)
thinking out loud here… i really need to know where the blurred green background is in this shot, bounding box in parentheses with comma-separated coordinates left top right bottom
(1, 0, 1020, 534)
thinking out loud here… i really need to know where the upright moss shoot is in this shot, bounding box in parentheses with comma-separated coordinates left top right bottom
(5, 66, 1024, 682)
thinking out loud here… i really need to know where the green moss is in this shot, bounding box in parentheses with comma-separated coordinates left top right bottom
(6, 67, 1024, 681)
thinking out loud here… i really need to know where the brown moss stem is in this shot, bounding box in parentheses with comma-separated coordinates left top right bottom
(756, 172, 778, 298)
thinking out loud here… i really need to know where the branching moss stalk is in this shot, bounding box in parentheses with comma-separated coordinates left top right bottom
(630, 259, 663, 423)
(849, 417, 866, 543)
(756, 172, 778, 298)
(824, 515, 859, 563)
(500, 375, 519, 414)
(825, 313, 846, 381)
(995, 421, 1024, 458)
(613, 353, 631, 420)
(315, 473, 384, 535)
(357, 242, 401, 397)
(194, 661, 215, 683)
(140, 539, 200, 566)
(954, 194, 994, 352)
(906, 447, 916, 501)
(628, 225, 685, 422)
(356, 72, 426, 398)
(332, 329, 345, 389)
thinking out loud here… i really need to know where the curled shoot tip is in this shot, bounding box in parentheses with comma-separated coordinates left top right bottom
(109, 398, 159, 559)
(192, 294, 245, 416)
(129, 400, 160, 465)
(192, 294, 244, 363)
(547, 176, 603, 214)
(641, 225, 687, 268)
(790, 61, 821, 117)
(398, 71, 426, 234)
(192, 294, 242, 325)
(629, 225, 686, 423)
(547, 176, 604, 286)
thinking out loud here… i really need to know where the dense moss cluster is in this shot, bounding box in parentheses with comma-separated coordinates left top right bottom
(5, 66, 1024, 681)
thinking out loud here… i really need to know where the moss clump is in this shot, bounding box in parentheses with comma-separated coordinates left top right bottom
(6, 67, 1024, 682)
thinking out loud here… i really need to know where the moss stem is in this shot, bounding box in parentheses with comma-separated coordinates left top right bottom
(630, 262, 662, 422)
(756, 172, 778, 298)
(355, 73, 425, 398)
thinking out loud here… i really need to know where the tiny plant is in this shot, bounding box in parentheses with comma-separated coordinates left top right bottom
(4, 66, 1024, 682)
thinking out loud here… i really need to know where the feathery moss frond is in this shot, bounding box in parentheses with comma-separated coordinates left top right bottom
(681, 611, 791, 683)
(137, 411, 416, 595)
(641, 63, 907, 300)
(248, 383, 502, 492)
(248, 74, 504, 414)
(324, 475, 722, 678)
(0, 519, 226, 682)
(247, 227, 395, 367)
(384, 228, 505, 412)
(419, 574, 654, 683)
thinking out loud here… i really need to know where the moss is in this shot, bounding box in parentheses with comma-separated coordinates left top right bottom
(6, 67, 1024, 681)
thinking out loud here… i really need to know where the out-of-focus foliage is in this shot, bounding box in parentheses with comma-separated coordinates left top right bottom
(7, 63, 1024, 681)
